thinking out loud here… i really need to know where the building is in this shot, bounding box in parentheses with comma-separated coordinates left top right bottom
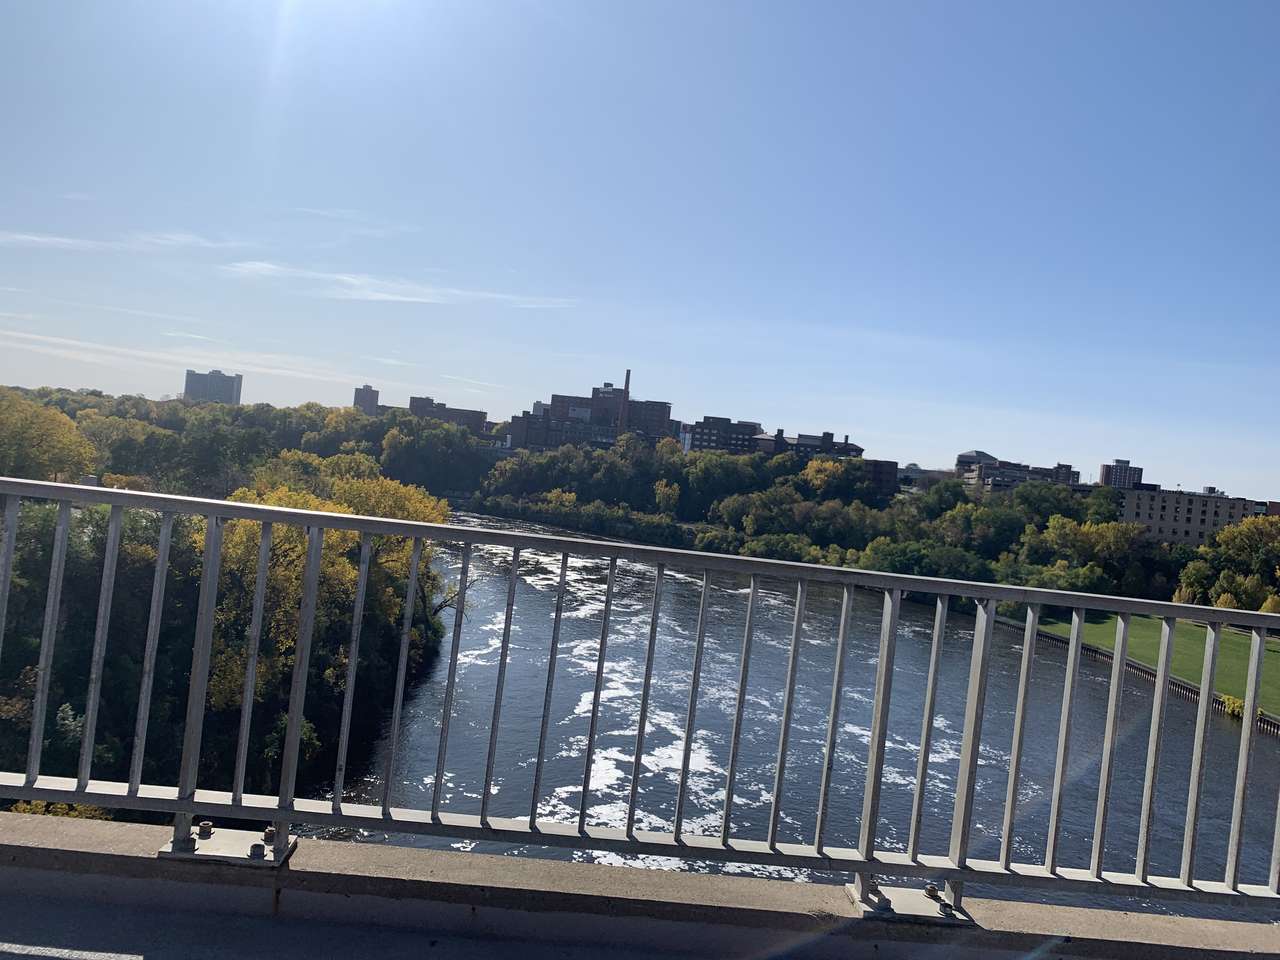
(353, 384, 380, 416)
(863, 458, 901, 502)
(955, 451, 1080, 492)
(1100, 459, 1144, 489)
(680, 416, 763, 454)
(183, 369, 242, 405)
(408, 396, 488, 434)
(754, 429, 865, 460)
(1119, 487, 1265, 545)
(507, 370, 677, 451)
(352, 385, 488, 434)
(898, 463, 954, 489)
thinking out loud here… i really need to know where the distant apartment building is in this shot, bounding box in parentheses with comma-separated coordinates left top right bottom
(679, 416, 763, 454)
(898, 463, 954, 489)
(353, 384, 380, 416)
(352, 385, 487, 434)
(1100, 459, 1144, 489)
(863, 458, 902, 502)
(183, 369, 242, 405)
(408, 396, 488, 434)
(955, 450, 1080, 492)
(1119, 487, 1265, 545)
(754, 429, 865, 460)
(507, 370, 677, 451)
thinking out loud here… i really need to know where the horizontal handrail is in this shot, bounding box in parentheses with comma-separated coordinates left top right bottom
(3, 476, 1279, 631)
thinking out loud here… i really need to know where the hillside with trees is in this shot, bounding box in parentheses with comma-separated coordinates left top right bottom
(3, 385, 1279, 613)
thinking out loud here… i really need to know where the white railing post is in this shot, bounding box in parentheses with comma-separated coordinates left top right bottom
(275, 524, 325, 851)
(1225, 628, 1265, 890)
(947, 597, 995, 908)
(1045, 607, 1084, 873)
(172, 514, 223, 851)
(851, 588, 900, 905)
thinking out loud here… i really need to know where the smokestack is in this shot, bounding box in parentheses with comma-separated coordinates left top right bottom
(618, 369, 631, 433)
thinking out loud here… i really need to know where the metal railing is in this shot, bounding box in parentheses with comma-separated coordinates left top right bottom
(0, 476, 1277, 908)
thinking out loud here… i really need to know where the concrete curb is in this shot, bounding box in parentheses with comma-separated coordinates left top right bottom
(0, 813, 1276, 959)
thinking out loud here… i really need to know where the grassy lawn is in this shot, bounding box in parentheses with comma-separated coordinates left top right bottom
(1039, 612, 1280, 716)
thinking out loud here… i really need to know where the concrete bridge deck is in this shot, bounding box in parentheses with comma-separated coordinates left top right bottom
(1, 813, 1277, 959)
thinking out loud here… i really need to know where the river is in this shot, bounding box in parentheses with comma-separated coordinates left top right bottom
(322, 514, 1280, 913)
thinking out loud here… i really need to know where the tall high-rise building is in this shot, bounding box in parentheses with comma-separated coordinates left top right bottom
(353, 384, 380, 416)
(183, 369, 242, 405)
(1100, 459, 1144, 489)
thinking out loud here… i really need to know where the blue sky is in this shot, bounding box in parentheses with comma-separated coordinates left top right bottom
(1, 1, 1277, 497)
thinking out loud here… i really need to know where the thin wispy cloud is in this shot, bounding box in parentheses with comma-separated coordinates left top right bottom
(364, 355, 419, 367)
(223, 260, 575, 309)
(0, 229, 251, 253)
(0, 231, 115, 252)
(294, 207, 418, 240)
(441, 373, 506, 390)
(1, 289, 203, 325)
(0, 328, 420, 393)
(161, 330, 224, 343)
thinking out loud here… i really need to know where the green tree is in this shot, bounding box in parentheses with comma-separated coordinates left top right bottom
(0, 389, 94, 480)
(653, 479, 681, 515)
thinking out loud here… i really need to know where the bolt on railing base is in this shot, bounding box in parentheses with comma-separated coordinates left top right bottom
(845, 881, 974, 926)
(159, 825, 296, 868)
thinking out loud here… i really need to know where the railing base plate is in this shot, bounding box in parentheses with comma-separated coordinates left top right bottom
(159, 827, 295, 868)
(845, 884, 974, 925)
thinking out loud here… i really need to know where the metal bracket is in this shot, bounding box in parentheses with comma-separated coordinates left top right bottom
(846, 880, 975, 926)
(159, 824, 296, 868)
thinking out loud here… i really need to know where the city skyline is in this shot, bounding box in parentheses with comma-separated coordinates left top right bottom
(3, 2, 1279, 498)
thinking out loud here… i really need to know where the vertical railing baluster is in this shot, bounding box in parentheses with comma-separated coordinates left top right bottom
(578, 557, 617, 834)
(171, 514, 223, 850)
(1180, 623, 1219, 886)
(1045, 607, 1084, 873)
(129, 512, 173, 795)
(945, 596, 995, 909)
(381, 537, 423, 818)
(626, 563, 665, 838)
(767, 580, 808, 850)
(26, 500, 72, 784)
(721, 574, 758, 846)
(674, 570, 711, 841)
(432, 543, 471, 820)
(857, 588, 901, 863)
(481, 547, 521, 826)
(908, 594, 949, 862)
(815, 584, 854, 853)
(1089, 612, 1129, 878)
(0, 495, 20, 667)
(77, 504, 123, 789)
(275, 524, 324, 859)
(999, 603, 1038, 869)
(1225, 627, 1265, 890)
(233, 521, 272, 806)
(331, 531, 371, 813)
(1135, 616, 1175, 882)
(530, 552, 569, 829)
(1270, 758, 1280, 895)
(1271, 804, 1280, 895)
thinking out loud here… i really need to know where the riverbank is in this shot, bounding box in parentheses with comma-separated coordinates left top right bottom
(1038, 612, 1280, 717)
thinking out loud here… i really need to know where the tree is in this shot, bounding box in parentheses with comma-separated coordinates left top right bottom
(0, 389, 94, 480)
(653, 479, 680, 515)
(1012, 481, 1083, 528)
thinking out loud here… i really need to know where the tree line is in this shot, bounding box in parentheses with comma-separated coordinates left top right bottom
(4, 384, 1279, 614)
